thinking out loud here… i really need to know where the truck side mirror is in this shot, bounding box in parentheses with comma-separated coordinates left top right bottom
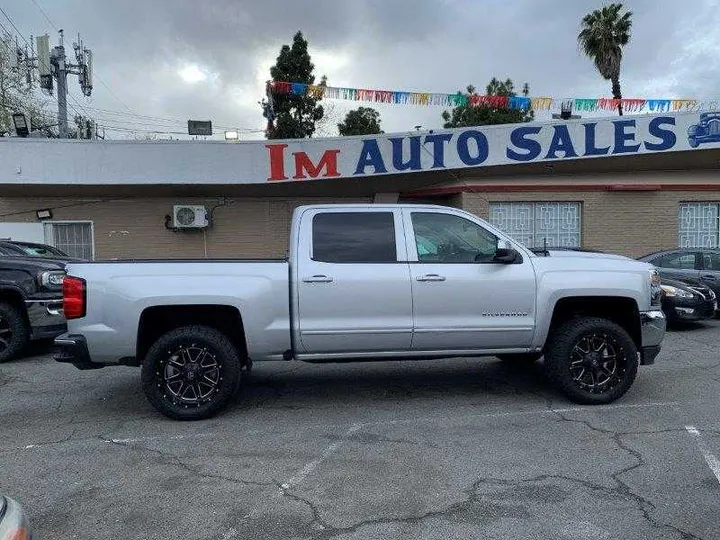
(493, 247, 520, 264)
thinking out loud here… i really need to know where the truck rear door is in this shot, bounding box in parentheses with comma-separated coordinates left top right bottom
(295, 208, 413, 355)
(403, 208, 536, 351)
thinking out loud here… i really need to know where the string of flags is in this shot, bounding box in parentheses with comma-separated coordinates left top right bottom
(268, 81, 716, 113)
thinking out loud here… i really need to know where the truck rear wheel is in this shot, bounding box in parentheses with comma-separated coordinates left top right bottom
(141, 325, 242, 420)
(0, 301, 29, 363)
(544, 317, 638, 404)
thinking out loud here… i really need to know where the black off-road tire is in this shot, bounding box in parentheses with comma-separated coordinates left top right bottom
(545, 317, 638, 405)
(0, 302, 29, 363)
(141, 325, 242, 420)
(496, 353, 543, 363)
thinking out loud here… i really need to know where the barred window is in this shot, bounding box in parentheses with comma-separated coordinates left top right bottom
(489, 202, 581, 248)
(44, 222, 94, 260)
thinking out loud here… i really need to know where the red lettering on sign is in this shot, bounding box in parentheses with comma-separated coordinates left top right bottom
(266, 144, 288, 181)
(293, 150, 341, 179)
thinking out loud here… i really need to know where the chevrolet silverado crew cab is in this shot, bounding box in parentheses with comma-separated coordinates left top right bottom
(54, 204, 666, 420)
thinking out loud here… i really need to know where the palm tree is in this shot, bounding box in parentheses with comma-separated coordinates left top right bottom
(578, 3, 632, 115)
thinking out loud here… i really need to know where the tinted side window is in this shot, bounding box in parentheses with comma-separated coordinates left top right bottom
(312, 212, 397, 263)
(655, 253, 696, 270)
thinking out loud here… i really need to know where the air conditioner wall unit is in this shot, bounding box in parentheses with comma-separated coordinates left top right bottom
(173, 205, 209, 229)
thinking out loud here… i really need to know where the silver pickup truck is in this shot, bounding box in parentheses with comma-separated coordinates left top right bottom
(54, 204, 666, 420)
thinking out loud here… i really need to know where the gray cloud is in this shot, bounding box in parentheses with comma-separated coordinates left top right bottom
(5, 0, 719, 139)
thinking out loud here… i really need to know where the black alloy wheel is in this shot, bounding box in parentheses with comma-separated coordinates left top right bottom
(0, 302, 29, 363)
(568, 333, 627, 394)
(142, 325, 242, 420)
(162, 344, 222, 405)
(545, 317, 638, 405)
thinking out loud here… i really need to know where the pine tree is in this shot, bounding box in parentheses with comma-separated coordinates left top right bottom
(264, 31, 325, 139)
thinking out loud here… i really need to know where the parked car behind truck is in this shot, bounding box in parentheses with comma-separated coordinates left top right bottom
(55, 204, 666, 420)
(0, 256, 66, 362)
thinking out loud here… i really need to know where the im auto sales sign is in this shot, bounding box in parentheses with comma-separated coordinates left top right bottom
(264, 111, 720, 182)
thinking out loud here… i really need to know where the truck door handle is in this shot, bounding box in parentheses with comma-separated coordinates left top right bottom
(302, 274, 333, 283)
(416, 273, 446, 282)
(701, 274, 717, 281)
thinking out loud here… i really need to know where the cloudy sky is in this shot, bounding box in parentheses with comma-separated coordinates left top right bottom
(5, 0, 720, 139)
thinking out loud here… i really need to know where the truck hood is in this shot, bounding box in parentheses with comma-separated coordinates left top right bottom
(530, 249, 655, 275)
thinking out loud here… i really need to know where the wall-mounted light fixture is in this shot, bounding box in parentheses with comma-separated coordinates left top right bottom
(13, 113, 29, 137)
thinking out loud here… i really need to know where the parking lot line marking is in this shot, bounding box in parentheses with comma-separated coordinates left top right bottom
(369, 401, 678, 428)
(281, 422, 363, 490)
(685, 425, 720, 484)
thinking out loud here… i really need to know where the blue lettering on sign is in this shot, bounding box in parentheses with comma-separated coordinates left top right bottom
(389, 136, 422, 171)
(612, 120, 641, 154)
(423, 133, 453, 168)
(457, 130, 489, 165)
(583, 123, 610, 156)
(645, 116, 676, 151)
(506, 126, 542, 161)
(354, 139, 388, 175)
(545, 125, 578, 159)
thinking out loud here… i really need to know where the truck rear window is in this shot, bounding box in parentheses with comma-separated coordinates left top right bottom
(312, 212, 397, 263)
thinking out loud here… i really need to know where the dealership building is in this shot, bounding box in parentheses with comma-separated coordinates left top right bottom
(0, 110, 719, 260)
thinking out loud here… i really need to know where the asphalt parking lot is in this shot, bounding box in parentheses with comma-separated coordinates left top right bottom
(2, 322, 720, 540)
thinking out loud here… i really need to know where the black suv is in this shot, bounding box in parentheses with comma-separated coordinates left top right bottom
(0, 241, 75, 361)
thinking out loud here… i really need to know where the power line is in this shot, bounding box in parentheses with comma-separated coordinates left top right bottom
(0, 6, 27, 41)
(82, 104, 262, 132)
(28, 0, 56, 30)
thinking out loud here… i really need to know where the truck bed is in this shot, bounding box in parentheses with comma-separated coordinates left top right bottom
(64, 259, 291, 364)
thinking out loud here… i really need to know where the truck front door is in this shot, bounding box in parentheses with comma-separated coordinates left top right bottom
(404, 209, 536, 351)
(295, 209, 413, 355)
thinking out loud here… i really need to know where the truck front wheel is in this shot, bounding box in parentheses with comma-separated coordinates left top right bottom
(141, 325, 242, 420)
(544, 317, 638, 404)
(0, 302, 29, 363)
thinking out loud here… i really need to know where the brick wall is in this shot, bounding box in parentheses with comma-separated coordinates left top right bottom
(0, 196, 371, 259)
(460, 190, 720, 258)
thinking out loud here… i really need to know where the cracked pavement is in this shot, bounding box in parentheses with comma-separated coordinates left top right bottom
(2, 323, 720, 539)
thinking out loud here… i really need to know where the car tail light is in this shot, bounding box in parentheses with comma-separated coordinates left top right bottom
(62, 276, 86, 319)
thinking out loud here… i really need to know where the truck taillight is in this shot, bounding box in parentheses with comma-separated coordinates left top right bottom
(63, 276, 86, 319)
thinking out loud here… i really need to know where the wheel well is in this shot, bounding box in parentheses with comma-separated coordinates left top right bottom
(0, 289, 29, 328)
(549, 296, 641, 347)
(136, 305, 247, 366)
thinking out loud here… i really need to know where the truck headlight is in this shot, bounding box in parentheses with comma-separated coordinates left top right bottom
(660, 284, 694, 299)
(39, 270, 66, 289)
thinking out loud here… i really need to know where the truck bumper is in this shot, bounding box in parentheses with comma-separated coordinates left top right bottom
(640, 310, 666, 365)
(25, 298, 67, 340)
(54, 334, 105, 370)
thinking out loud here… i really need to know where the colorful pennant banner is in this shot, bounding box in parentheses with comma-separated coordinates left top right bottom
(268, 81, 718, 114)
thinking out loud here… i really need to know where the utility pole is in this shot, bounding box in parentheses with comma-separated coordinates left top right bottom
(54, 31, 68, 137)
(49, 30, 93, 138)
(14, 30, 93, 138)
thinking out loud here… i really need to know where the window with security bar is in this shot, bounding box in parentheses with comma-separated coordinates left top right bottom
(678, 203, 720, 248)
(44, 222, 94, 260)
(489, 202, 582, 248)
